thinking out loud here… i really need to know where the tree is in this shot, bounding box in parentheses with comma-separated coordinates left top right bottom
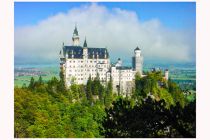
(102, 97, 195, 138)
(28, 77, 35, 90)
(38, 76, 43, 85)
(86, 76, 93, 103)
(104, 76, 113, 108)
(59, 68, 66, 92)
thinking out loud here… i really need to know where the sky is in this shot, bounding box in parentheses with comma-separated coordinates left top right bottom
(14, 2, 196, 65)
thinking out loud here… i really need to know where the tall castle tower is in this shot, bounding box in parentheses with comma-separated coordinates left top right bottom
(164, 69, 169, 80)
(72, 25, 80, 46)
(132, 47, 143, 75)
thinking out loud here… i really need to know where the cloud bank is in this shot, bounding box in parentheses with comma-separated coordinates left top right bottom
(15, 3, 195, 65)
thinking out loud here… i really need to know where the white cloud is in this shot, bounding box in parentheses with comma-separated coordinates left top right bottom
(15, 3, 195, 65)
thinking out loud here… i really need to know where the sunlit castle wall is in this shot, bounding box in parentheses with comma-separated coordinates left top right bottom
(60, 26, 110, 87)
(60, 26, 144, 96)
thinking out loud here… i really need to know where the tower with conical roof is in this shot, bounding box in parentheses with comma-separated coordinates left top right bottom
(72, 25, 80, 46)
(83, 37, 87, 48)
(83, 37, 88, 59)
(132, 46, 143, 75)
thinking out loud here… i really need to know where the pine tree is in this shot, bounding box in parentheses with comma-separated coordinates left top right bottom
(86, 75, 93, 103)
(38, 75, 43, 85)
(59, 68, 66, 92)
(28, 77, 35, 90)
(105, 76, 113, 108)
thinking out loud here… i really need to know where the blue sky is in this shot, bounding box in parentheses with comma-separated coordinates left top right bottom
(15, 2, 196, 65)
(15, 2, 195, 29)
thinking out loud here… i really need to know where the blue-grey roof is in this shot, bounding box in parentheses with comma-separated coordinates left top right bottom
(83, 39, 87, 48)
(63, 46, 109, 59)
(73, 27, 79, 36)
(135, 46, 140, 51)
(116, 66, 132, 70)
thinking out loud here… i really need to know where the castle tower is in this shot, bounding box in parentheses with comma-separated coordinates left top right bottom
(164, 69, 169, 80)
(116, 58, 122, 67)
(83, 37, 88, 59)
(72, 25, 80, 46)
(133, 46, 143, 75)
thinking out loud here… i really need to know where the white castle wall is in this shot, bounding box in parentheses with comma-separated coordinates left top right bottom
(61, 27, 144, 95)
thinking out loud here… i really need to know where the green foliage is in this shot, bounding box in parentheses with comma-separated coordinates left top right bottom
(135, 71, 186, 108)
(28, 77, 35, 90)
(158, 88, 174, 108)
(15, 76, 108, 138)
(102, 97, 196, 138)
(15, 71, 195, 138)
(86, 76, 93, 103)
(104, 77, 113, 108)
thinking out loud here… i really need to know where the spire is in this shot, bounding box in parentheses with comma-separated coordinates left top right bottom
(73, 24, 78, 36)
(135, 46, 140, 51)
(72, 24, 80, 46)
(83, 37, 87, 48)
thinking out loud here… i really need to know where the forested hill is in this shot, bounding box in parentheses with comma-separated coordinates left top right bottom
(14, 71, 196, 138)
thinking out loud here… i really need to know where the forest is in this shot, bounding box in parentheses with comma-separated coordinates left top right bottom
(14, 71, 196, 138)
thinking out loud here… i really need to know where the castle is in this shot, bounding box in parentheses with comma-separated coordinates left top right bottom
(60, 26, 168, 95)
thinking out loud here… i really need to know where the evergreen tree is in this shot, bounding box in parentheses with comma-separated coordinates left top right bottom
(86, 76, 93, 103)
(38, 76, 43, 85)
(105, 76, 113, 108)
(28, 77, 35, 90)
(59, 68, 66, 92)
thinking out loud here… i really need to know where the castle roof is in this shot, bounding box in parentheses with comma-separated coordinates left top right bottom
(116, 66, 132, 70)
(83, 38, 87, 48)
(63, 46, 109, 59)
(73, 26, 79, 36)
(135, 46, 140, 51)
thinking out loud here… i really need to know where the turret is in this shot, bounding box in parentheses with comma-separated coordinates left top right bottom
(83, 38, 88, 59)
(164, 69, 169, 81)
(72, 25, 80, 46)
(116, 58, 122, 67)
(59, 42, 64, 58)
(83, 37, 87, 48)
(133, 46, 143, 75)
